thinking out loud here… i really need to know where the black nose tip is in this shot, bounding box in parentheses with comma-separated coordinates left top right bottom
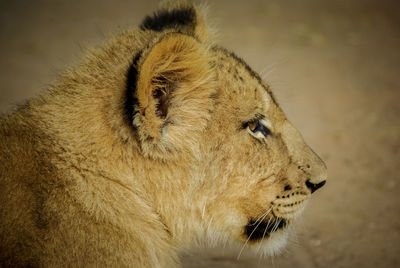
(306, 179, 326, 193)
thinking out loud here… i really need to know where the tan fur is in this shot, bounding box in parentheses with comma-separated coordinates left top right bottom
(0, 1, 327, 267)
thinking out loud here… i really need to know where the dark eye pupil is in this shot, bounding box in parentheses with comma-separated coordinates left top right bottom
(248, 121, 258, 132)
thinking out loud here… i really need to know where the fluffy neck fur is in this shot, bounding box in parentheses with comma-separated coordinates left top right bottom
(20, 29, 208, 253)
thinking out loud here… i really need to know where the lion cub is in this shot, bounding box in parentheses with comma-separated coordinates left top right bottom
(0, 1, 327, 267)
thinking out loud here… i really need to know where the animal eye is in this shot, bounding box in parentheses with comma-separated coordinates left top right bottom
(245, 119, 271, 137)
(247, 120, 259, 132)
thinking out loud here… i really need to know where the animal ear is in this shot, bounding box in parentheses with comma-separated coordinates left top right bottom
(133, 33, 215, 158)
(140, 0, 212, 43)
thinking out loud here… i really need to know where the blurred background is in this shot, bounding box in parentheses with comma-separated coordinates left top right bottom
(0, 0, 399, 267)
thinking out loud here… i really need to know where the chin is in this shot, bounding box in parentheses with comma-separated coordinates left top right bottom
(241, 215, 296, 257)
(254, 228, 290, 257)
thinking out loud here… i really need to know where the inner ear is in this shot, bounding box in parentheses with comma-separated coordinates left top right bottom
(132, 33, 215, 157)
(137, 33, 210, 117)
(134, 33, 213, 141)
(152, 76, 172, 118)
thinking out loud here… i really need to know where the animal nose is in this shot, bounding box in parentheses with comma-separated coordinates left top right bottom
(305, 179, 326, 194)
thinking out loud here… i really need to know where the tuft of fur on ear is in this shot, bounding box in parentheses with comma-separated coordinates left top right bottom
(140, 0, 213, 43)
(133, 33, 215, 159)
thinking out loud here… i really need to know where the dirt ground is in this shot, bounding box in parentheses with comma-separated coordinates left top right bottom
(0, 0, 399, 267)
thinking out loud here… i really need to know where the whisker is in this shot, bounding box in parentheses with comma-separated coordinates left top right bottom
(256, 216, 273, 254)
(201, 200, 207, 220)
(259, 63, 278, 80)
(237, 206, 273, 260)
(272, 218, 281, 233)
(249, 208, 272, 226)
(271, 219, 277, 233)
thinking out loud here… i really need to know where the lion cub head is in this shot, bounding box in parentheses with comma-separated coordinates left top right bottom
(127, 1, 327, 256)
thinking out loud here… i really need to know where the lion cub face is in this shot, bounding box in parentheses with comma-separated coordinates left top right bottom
(197, 49, 328, 255)
(132, 3, 327, 256)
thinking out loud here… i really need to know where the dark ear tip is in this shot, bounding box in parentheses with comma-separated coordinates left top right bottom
(140, 7, 196, 32)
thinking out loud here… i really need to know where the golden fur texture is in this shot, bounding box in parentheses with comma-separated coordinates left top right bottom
(0, 1, 327, 267)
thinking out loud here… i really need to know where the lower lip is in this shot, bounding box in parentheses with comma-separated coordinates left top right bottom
(245, 217, 288, 241)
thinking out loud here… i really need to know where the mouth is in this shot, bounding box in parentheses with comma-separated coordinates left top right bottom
(245, 217, 289, 242)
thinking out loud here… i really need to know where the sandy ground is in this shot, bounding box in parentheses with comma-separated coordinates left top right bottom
(0, 0, 399, 267)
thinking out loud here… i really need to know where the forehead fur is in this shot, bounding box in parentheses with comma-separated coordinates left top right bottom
(210, 47, 279, 121)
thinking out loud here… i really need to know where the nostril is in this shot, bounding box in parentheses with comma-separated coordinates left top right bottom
(283, 185, 292, 191)
(306, 179, 326, 194)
